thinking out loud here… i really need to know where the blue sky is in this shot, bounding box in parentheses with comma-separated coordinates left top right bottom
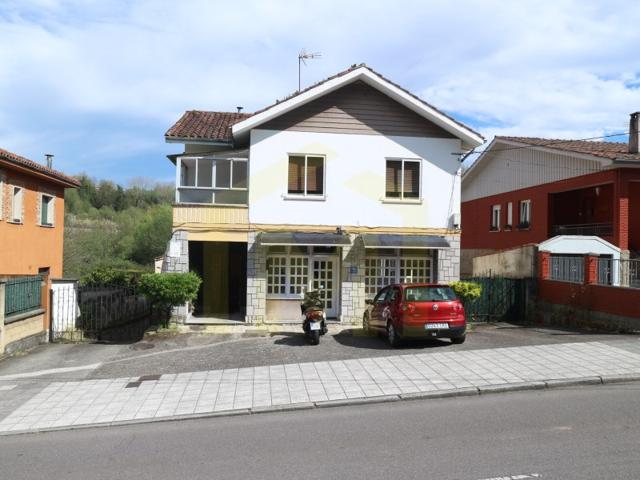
(1, 0, 639, 184)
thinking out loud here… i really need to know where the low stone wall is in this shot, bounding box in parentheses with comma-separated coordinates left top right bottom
(1, 311, 47, 355)
(460, 248, 494, 278)
(472, 244, 537, 278)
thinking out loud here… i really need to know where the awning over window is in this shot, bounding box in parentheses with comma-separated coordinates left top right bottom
(258, 232, 351, 247)
(360, 234, 451, 249)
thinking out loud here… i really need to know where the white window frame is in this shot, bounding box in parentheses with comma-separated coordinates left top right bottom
(176, 156, 248, 205)
(266, 245, 338, 299)
(491, 204, 501, 231)
(177, 156, 248, 191)
(10, 186, 23, 223)
(384, 157, 422, 202)
(520, 199, 531, 226)
(364, 250, 433, 297)
(39, 193, 55, 227)
(285, 153, 326, 199)
(506, 202, 513, 228)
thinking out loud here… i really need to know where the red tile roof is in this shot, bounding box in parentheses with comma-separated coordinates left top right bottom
(165, 110, 252, 142)
(165, 64, 483, 142)
(496, 136, 639, 161)
(0, 148, 80, 187)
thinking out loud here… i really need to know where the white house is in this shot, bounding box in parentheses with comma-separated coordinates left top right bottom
(163, 64, 483, 323)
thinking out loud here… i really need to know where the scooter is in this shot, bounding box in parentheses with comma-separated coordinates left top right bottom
(301, 290, 328, 345)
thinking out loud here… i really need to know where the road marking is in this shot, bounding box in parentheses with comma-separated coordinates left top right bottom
(0, 363, 101, 380)
(0, 385, 17, 391)
(477, 474, 541, 480)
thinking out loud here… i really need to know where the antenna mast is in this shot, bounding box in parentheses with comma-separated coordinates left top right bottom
(298, 50, 322, 91)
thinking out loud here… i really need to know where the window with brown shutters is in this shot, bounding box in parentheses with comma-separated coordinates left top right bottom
(287, 155, 325, 196)
(403, 161, 420, 198)
(385, 159, 421, 200)
(385, 160, 402, 198)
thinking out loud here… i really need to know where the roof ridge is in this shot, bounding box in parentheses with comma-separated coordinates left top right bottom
(0, 147, 79, 187)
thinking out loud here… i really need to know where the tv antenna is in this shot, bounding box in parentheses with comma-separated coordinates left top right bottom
(298, 50, 321, 91)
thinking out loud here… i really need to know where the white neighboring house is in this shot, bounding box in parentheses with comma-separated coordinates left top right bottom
(163, 64, 484, 323)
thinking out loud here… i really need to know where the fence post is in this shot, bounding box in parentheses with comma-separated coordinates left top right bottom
(539, 251, 551, 280)
(0, 280, 5, 355)
(584, 254, 599, 285)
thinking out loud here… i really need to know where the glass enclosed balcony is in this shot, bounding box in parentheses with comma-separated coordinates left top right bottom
(176, 150, 248, 205)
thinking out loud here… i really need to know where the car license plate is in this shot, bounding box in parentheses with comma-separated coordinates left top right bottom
(309, 322, 321, 331)
(425, 323, 448, 329)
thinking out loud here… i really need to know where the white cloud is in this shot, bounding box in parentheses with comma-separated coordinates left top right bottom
(0, 0, 639, 180)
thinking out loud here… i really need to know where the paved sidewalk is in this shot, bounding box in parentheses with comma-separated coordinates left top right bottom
(1, 341, 640, 435)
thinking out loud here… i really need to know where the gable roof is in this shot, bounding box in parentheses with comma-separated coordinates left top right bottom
(463, 135, 639, 185)
(165, 111, 251, 142)
(165, 64, 484, 148)
(0, 148, 80, 188)
(496, 136, 640, 162)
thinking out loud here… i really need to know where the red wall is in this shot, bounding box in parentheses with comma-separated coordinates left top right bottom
(461, 169, 635, 250)
(629, 181, 640, 252)
(538, 279, 640, 320)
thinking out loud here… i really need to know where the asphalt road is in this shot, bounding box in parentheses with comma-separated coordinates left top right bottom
(2, 383, 640, 479)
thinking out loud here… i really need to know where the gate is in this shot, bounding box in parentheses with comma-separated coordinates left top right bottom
(461, 277, 530, 322)
(50, 282, 151, 342)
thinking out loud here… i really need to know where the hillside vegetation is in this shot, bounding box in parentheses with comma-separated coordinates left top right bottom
(64, 176, 173, 279)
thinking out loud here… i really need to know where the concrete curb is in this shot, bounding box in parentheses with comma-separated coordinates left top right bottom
(2, 374, 639, 437)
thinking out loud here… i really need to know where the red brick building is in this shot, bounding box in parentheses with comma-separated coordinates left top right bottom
(461, 115, 640, 276)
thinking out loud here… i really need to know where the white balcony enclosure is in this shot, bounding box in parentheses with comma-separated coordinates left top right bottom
(175, 150, 248, 205)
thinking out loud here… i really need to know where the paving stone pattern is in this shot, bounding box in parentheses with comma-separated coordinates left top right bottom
(1, 342, 640, 433)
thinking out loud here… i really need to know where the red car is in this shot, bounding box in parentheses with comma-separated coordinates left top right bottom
(364, 283, 466, 347)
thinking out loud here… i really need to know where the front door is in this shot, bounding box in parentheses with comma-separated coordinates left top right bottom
(312, 257, 338, 318)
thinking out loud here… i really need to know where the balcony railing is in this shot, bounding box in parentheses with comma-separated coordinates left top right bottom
(551, 222, 613, 237)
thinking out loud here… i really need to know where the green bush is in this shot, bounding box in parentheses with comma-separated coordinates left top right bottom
(80, 266, 143, 287)
(450, 281, 482, 304)
(138, 272, 202, 325)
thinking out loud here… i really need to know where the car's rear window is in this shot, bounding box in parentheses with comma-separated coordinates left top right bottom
(404, 286, 457, 302)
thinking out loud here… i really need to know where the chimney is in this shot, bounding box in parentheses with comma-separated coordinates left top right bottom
(236, 106, 243, 113)
(630, 112, 640, 154)
(45, 153, 54, 168)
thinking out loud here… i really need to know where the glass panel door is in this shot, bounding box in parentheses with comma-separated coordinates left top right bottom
(312, 258, 337, 318)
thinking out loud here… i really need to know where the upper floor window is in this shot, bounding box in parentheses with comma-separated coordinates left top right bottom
(287, 154, 324, 196)
(519, 200, 531, 228)
(490, 204, 501, 231)
(385, 159, 420, 200)
(506, 202, 513, 228)
(10, 186, 23, 223)
(40, 194, 55, 227)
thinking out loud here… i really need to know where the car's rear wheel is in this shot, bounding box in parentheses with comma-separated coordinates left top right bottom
(451, 335, 466, 345)
(387, 322, 400, 348)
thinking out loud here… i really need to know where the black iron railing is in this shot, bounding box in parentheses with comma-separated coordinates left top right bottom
(551, 222, 613, 236)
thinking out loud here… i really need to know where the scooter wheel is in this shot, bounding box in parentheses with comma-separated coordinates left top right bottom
(310, 330, 320, 345)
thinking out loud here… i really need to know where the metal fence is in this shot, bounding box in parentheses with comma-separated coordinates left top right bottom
(597, 258, 640, 288)
(51, 283, 151, 342)
(4, 275, 42, 318)
(461, 277, 530, 322)
(550, 255, 584, 283)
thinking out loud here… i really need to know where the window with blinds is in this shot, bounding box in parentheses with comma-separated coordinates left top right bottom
(288, 155, 324, 196)
(385, 159, 420, 200)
